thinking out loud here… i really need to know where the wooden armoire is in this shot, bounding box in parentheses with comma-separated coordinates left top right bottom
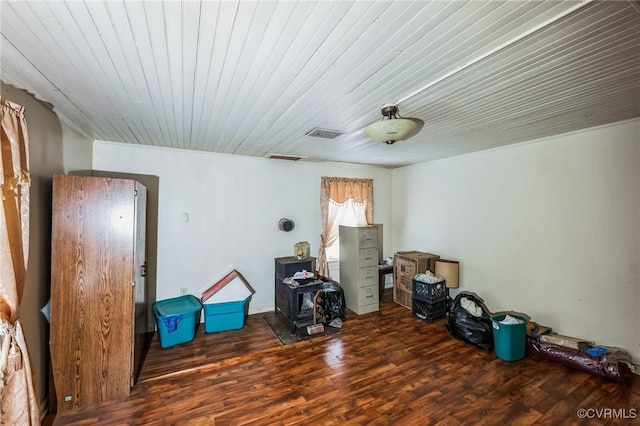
(50, 174, 147, 411)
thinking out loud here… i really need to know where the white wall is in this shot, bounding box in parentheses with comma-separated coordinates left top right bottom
(61, 122, 93, 172)
(392, 119, 640, 362)
(93, 141, 392, 313)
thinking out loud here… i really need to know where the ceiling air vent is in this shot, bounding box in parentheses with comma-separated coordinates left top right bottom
(305, 128, 343, 139)
(267, 154, 304, 161)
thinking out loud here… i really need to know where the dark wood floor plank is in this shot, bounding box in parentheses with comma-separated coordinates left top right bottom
(44, 292, 639, 425)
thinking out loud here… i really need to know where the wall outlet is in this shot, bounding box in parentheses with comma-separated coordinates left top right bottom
(180, 288, 188, 296)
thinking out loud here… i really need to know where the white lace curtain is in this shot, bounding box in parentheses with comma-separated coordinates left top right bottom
(317, 177, 373, 278)
(0, 97, 39, 425)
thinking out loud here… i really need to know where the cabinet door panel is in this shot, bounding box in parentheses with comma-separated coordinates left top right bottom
(50, 175, 135, 411)
(132, 182, 147, 386)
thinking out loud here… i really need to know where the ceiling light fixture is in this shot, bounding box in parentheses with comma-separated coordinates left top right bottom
(364, 105, 417, 145)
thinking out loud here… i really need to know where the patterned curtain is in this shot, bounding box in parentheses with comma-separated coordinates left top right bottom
(318, 177, 373, 278)
(0, 97, 40, 425)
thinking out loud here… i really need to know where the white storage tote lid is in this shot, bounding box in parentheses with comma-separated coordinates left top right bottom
(201, 269, 255, 304)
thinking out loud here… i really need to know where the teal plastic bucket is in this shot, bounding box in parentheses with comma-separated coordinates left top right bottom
(491, 314, 528, 361)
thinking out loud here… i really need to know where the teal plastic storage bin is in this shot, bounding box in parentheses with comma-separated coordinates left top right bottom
(154, 295, 202, 349)
(203, 299, 247, 333)
(491, 314, 528, 361)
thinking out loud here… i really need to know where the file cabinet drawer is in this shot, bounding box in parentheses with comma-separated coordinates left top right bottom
(358, 248, 378, 267)
(358, 266, 377, 287)
(359, 285, 378, 307)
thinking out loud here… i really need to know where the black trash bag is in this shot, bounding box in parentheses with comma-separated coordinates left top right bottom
(446, 291, 494, 352)
(322, 281, 346, 321)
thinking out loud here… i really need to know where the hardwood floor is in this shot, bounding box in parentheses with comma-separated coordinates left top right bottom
(44, 292, 639, 425)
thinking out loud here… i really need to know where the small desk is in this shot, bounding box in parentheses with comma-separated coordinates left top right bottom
(378, 264, 394, 300)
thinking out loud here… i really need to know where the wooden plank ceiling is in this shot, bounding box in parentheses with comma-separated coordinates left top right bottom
(1, 0, 639, 168)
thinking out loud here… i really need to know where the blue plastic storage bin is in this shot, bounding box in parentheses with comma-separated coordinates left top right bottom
(153, 295, 202, 349)
(203, 299, 247, 333)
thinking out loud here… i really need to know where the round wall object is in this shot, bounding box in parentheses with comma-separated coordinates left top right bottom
(278, 218, 295, 232)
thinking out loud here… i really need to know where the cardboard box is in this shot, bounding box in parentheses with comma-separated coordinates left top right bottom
(540, 334, 594, 351)
(393, 251, 440, 309)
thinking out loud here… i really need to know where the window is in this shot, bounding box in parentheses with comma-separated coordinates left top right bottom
(318, 177, 373, 278)
(324, 198, 368, 260)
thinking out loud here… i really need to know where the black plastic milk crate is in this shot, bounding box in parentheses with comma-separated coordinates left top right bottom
(412, 279, 447, 303)
(412, 298, 447, 322)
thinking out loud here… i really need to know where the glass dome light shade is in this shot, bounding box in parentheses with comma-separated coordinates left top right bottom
(364, 118, 417, 144)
